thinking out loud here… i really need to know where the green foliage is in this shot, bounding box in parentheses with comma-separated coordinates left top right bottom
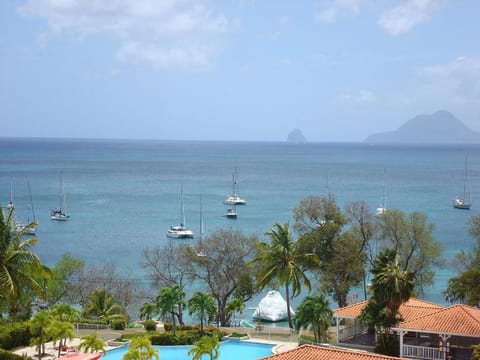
(0, 321, 31, 350)
(188, 291, 216, 332)
(112, 320, 126, 330)
(188, 334, 220, 360)
(123, 335, 159, 360)
(82, 288, 127, 323)
(294, 294, 332, 343)
(156, 285, 186, 335)
(143, 320, 157, 331)
(77, 332, 106, 354)
(374, 334, 399, 356)
(47, 253, 84, 306)
(0, 349, 30, 360)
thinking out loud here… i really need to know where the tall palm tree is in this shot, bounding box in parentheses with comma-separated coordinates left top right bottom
(187, 335, 220, 360)
(30, 310, 52, 359)
(123, 335, 159, 360)
(225, 297, 245, 326)
(254, 222, 316, 329)
(188, 291, 216, 333)
(0, 207, 51, 314)
(156, 285, 185, 336)
(294, 294, 332, 343)
(77, 332, 106, 354)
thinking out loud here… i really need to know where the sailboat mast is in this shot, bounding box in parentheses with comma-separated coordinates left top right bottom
(383, 168, 387, 210)
(181, 183, 186, 227)
(199, 194, 204, 241)
(28, 180, 36, 222)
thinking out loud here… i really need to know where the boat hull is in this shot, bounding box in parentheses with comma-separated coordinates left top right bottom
(223, 197, 246, 205)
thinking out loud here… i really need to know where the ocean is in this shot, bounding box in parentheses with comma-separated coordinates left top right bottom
(1, 138, 479, 309)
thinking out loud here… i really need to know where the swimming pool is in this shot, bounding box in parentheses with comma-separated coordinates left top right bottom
(103, 340, 274, 360)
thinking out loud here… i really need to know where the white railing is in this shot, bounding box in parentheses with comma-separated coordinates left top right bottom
(402, 344, 443, 360)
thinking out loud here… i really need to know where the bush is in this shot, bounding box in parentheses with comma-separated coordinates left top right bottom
(0, 349, 30, 360)
(143, 320, 157, 331)
(111, 320, 126, 331)
(0, 321, 31, 350)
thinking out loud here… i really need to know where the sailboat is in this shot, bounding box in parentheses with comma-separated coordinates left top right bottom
(453, 156, 471, 210)
(7, 181, 14, 209)
(376, 168, 387, 215)
(167, 183, 194, 239)
(14, 181, 37, 235)
(51, 174, 70, 221)
(224, 167, 246, 205)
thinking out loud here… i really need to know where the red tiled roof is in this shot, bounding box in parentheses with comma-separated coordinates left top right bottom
(333, 298, 443, 321)
(393, 304, 480, 336)
(260, 344, 407, 360)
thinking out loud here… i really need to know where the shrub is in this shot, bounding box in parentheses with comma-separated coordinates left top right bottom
(0, 321, 31, 350)
(143, 320, 157, 331)
(0, 349, 30, 360)
(111, 320, 126, 331)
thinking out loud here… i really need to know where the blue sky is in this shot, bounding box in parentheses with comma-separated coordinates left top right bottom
(1, 0, 479, 142)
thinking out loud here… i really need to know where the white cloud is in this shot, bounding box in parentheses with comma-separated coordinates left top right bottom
(315, 0, 371, 23)
(419, 56, 480, 103)
(18, 0, 232, 71)
(337, 90, 377, 103)
(378, 0, 447, 36)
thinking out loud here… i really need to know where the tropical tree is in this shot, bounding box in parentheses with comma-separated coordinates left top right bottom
(471, 344, 480, 360)
(254, 222, 316, 329)
(188, 291, 216, 333)
(187, 335, 220, 360)
(83, 288, 127, 323)
(360, 249, 415, 355)
(30, 310, 52, 359)
(185, 229, 259, 326)
(123, 335, 159, 360)
(156, 284, 186, 335)
(77, 332, 106, 354)
(0, 207, 51, 315)
(294, 294, 332, 343)
(46, 253, 84, 306)
(225, 297, 245, 327)
(49, 320, 75, 358)
(444, 214, 480, 306)
(377, 209, 442, 294)
(139, 301, 157, 320)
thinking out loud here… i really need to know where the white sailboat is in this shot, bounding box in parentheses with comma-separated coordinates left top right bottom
(376, 168, 387, 215)
(223, 205, 238, 219)
(167, 183, 194, 239)
(224, 167, 246, 205)
(51, 174, 70, 221)
(453, 156, 471, 210)
(15, 180, 37, 235)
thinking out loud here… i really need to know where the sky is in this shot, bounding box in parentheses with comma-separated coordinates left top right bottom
(1, 0, 479, 142)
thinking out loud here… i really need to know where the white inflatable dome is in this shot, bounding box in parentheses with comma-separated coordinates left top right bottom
(252, 290, 295, 322)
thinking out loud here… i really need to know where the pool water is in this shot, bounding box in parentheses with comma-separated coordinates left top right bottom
(103, 340, 274, 360)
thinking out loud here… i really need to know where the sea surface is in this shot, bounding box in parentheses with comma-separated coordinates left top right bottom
(1, 138, 479, 310)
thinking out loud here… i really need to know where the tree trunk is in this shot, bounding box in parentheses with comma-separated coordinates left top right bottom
(285, 284, 293, 329)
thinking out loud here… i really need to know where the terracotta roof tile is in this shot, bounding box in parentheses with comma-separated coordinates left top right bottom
(260, 344, 408, 360)
(393, 304, 480, 336)
(333, 298, 443, 321)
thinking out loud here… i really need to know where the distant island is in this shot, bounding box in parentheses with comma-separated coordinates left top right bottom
(287, 129, 307, 143)
(364, 110, 480, 144)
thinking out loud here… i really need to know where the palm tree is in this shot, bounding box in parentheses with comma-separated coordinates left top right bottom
(188, 291, 216, 333)
(187, 335, 220, 360)
(49, 320, 75, 358)
(83, 288, 126, 324)
(139, 301, 157, 320)
(225, 297, 245, 326)
(77, 332, 106, 354)
(0, 207, 51, 315)
(294, 294, 332, 343)
(156, 284, 185, 336)
(254, 222, 316, 329)
(123, 335, 159, 360)
(30, 310, 52, 359)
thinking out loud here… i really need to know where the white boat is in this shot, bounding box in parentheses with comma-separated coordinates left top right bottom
(223, 206, 237, 219)
(167, 184, 194, 239)
(376, 168, 387, 215)
(51, 174, 70, 221)
(453, 156, 471, 210)
(6, 181, 14, 209)
(224, 168, 246, 205)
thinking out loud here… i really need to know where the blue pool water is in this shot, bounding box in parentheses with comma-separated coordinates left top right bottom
(103, 340, 274, 360)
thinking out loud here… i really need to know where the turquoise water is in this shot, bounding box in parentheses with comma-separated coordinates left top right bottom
(103, 340, 274, 360)
(1, 138, 479, 310)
